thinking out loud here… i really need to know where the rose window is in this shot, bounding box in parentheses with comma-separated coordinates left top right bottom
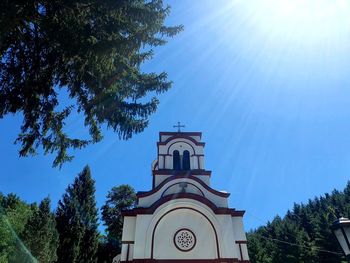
(173, 229, 196, 251)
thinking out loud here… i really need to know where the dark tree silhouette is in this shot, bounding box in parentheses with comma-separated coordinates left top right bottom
(0, 0, 182, 167)
(56, 166, 99, 263)
(247, 182, 350, 263)
(100, 185, 137, 261)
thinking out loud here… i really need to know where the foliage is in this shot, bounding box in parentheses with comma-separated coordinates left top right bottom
(247, 182, 350, 263)
(55, 166, 99, 263)
(21, 197, 58, 263)
(96, 235, 118, 263)
(0, 0, 182, 167)
(2, 177, 350, 262)
(100, 185, 136, 260)
(0, 193, 35, 263)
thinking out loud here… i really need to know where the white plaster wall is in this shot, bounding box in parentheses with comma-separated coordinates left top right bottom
(128, 245, 134, 261)
(133, 214, 153, 258)
(241, 244, 249, 261)
(121, 244, 128, 261)
(134, 200, 226, 260)
(164, 155, 172, 169)
(153, 209, 217, 259)
(121, 217, 136, 241)
(231, 217, 249, 260)
(120, 218, 136, 263)
(121, 243, 134, 261)
(190, 156, 198, 170)
(232, 217, 247, 241)
(157, 156, 163, 169)
(154, 174, 172, 188)
(194, 175, 211, 186)
(199, 156, 205, 170)
(162, 184, 204, 197)
(215, 214, 238, 259)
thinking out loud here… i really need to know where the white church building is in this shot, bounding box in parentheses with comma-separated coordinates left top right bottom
(119, 131, 250, 263)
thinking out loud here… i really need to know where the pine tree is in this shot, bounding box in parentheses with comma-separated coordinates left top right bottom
(56, 166, 99, 263)
(21, 198, 58, 263)
(247, 182, 350, 263)
(0, 0, 183, 168)
(99, 185, 136, 261)
(0, 193, 35, 263)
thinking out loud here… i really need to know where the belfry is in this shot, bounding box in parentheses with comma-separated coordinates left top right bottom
(120, 131, 250, 263)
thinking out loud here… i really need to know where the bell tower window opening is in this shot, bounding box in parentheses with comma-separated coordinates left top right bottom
(182, 150, 190, 170)
(173, 150, 191, 170)
(173, 150, 181, 170)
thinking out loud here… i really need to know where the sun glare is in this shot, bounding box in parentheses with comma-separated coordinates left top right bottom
(225, 0, 350, 47)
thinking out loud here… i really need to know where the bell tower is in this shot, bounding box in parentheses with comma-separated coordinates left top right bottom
(152, 131, 212, 188)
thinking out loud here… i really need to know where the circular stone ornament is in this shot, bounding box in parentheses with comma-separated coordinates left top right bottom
(173, 228, 196, 252)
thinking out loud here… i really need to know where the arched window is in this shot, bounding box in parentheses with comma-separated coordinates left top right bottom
(173, 150, 181, 170)
(182, 150, 190, 170)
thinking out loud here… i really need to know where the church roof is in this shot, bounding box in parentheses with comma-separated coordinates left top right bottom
(159, 131, 202, 140)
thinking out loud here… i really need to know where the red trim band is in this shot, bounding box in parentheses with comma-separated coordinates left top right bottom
(152, 170, 211, 176)
(122, 259, 250, 262)
(122, 241, 135, 244)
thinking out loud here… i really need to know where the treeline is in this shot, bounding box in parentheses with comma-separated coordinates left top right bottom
(247, 182, 350, 263)
(2, 167, 350, 263)
(0, 166, 136, 263)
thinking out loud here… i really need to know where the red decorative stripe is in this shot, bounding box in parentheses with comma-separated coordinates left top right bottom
(152, 170, 212, 176)
(121, 259, 250, 262)
(126, 244, 130, 261)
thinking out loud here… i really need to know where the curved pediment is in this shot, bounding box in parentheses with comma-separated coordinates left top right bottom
(161, 182, 205, 197)
(137, 176, 230, 209)
(124, 193, 245, 217)
(138, 175, 229, 197)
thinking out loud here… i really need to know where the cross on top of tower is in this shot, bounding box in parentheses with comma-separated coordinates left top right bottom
(173, 122, 185, 132)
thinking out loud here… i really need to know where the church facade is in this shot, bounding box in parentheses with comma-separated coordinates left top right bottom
(120, 131, 250, 263)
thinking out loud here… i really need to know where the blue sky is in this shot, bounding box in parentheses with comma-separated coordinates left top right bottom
(1, 0, 350, 231)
